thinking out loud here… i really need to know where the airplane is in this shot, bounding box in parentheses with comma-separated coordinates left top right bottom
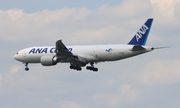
(14, 18, 165, 72)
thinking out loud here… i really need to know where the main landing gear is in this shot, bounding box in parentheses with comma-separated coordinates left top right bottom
(86, 62, 98, 72)
(86, 66, 98, 72)
(69, 62, 98, 72)
(25, 63, 29, 71)
(69, 65, 82, 71)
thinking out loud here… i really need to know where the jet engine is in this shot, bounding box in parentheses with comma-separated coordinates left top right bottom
(40, 55, 59, 66)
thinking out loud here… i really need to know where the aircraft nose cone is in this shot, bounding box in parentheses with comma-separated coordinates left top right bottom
(14, 53, 21, 61)
(14, 54, 18, 60)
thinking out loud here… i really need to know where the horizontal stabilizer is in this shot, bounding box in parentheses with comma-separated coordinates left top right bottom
(131, 46, 146, 51)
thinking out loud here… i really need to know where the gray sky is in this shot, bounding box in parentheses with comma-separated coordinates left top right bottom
(1, 0, 180, 108)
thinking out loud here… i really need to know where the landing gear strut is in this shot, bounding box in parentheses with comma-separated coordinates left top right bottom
(25, 63, 29, 71)
(86, 62, 98, 72)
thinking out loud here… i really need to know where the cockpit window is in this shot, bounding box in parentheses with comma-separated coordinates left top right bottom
(16, 52, 18, 54)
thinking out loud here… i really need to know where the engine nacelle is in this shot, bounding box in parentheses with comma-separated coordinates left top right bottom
(40, 55, 58, 66)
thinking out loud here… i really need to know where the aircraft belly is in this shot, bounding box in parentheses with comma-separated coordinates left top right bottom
(123, 50, 148, 59)
(25, 54, 42, 63)
(97, 53, 122, 61)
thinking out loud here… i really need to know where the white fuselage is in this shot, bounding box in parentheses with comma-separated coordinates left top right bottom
(14, 18, 155, 71)
(14, 44, 153, 64)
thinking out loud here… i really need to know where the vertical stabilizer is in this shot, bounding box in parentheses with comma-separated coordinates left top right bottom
(128, 18, 153, 46)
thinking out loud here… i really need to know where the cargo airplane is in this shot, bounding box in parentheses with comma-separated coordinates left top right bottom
(14, 18, 165, 72)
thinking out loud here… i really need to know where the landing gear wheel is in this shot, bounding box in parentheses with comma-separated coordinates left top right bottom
(86, 66, 91, 70)
(77, 67, 82, 71)
(25, 67, 29, 71)
(70, 65, 74, 69)
(70, 65, 82, 71)
(86, 66, 98, 72)
(93, 68, 98, 72)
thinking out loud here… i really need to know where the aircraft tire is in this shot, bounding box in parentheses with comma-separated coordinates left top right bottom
(86, 66, 98, 71)
(76, 67, 82, 71)
(86, 66, 92, 70)
(70, 65, 74, 69)
(25, 67, 29, 71)
(93, 68, 98, 72)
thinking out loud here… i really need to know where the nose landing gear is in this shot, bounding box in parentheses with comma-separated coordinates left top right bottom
(25, 63, 29, 71)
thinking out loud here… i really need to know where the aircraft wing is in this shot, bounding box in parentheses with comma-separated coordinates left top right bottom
(56, 40, 73, 57)
(56, 40, 87, 66)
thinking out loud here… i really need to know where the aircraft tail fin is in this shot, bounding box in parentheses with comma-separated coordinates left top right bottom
(128, 18, 154, 46)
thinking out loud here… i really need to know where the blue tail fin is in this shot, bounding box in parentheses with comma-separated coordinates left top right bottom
(128, 18, 153, 46)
